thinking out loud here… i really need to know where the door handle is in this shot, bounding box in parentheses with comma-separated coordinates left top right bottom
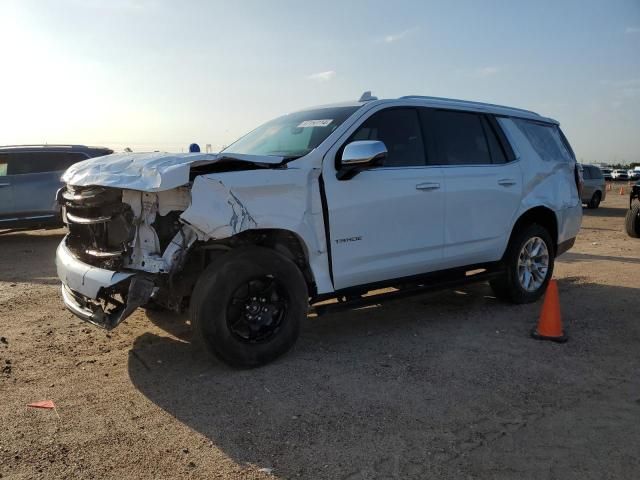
(498, 179, 516, 187)
(416, 182, 440, 191)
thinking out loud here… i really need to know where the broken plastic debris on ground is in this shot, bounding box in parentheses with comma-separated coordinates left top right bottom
(27, 400, 56, 409)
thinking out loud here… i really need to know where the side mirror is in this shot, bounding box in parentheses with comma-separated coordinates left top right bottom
(337, 140, 387, 180)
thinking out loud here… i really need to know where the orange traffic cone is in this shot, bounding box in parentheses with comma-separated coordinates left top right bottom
(619, 186, 624, 195)
(531, 279, 568, 343)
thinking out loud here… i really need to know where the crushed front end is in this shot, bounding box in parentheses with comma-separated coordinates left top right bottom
(56, 184, 194, 329)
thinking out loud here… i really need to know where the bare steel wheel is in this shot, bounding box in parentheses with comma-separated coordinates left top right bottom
(517, 236, 550, 292)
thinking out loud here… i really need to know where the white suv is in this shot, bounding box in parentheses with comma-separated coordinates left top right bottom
(56, 93, 582, 366)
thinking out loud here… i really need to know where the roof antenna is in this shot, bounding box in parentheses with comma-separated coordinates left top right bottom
(359, 91, 378, 102)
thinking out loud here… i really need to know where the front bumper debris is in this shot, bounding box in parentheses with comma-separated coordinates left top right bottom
(56, 239, 155, 329)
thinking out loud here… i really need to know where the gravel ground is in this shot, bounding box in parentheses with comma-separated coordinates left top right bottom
(1, 192, 639, 479)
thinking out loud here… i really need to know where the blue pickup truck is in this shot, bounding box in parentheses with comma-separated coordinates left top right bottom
(0, 145, 112, 230)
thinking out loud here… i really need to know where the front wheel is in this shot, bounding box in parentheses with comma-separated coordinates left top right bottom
(490, 224, 555, 304)
(190, 246, 308, 367)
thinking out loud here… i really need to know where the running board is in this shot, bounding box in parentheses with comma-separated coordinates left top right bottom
(310, 268, 503, 316)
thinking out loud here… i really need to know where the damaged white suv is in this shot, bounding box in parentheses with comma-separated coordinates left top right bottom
(56, 93, 582, 366)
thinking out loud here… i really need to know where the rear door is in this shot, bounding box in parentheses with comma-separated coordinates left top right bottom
(420, 108, 523, 267)
(581, 166, 594, 200)
(10, 151, 88, 220)
(323, 106, 445, 289)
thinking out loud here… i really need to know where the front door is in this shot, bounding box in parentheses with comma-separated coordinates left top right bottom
(322, 107, 445, 290)
(10, 151, 85, 220)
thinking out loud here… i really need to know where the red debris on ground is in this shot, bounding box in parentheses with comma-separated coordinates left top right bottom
(26, 400, 56, 410)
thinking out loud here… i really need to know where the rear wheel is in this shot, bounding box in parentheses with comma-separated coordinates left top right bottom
(490, 224, 555, 304)
(588, 191, 601, 209)
(625, 201, 640, 238)
(190, 246, 308, 368)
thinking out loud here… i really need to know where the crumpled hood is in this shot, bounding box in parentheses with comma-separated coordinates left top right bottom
(62, 151, 284, 192)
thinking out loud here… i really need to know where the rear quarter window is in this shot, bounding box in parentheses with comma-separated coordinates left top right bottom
(590, 167, 603, 179)
(512, 119, 573, 163)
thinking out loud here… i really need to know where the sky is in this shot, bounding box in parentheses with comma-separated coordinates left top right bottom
(1, 0, 639, 164)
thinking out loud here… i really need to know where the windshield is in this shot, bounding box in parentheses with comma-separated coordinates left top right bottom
(222, 106, 361, 158)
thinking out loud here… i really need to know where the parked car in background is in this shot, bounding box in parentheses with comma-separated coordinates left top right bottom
(612, 169, 629, 181)
(628, 169, 640, 180)
(626, 182, 640, 238)
(55, 93, 582, 367)
(600, 167, 613, 181)
(0, 145, 113, 230)
(580, 164, 606, 208)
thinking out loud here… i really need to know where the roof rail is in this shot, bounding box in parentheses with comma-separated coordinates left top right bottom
(399, 95, 540, 116)
(0, 144, 106, 150)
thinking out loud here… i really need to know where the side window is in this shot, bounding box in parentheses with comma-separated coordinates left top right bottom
(582, 167, 591, 180)
(348, 108, 426, 167)
(0, 155, 7, 176)
(481, 117, 507, 164)
(6, 153, 36, 175)
(421, 109, 492, 165)
(7, 152, 87, 175)
(512, 119, 573, 163)
(56, 152, 89, 171)
(591, 167, 603, 180)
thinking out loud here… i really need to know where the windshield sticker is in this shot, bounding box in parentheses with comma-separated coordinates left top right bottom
(297, 119, 333, 128)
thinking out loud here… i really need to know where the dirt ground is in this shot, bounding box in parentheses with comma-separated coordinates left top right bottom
(1, 191, 639, 480)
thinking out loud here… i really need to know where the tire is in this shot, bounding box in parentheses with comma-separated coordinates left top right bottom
(490, 224, 555, 304)
(625, 201, 640, 238)
(588, 191, 601, 209)
(190, 246, 308, 368)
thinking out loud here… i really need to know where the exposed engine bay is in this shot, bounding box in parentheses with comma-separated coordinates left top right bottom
(61, 184, 194, 273)
(58, 183, 204, 328)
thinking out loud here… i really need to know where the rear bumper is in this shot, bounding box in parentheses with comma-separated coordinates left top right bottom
(557, 204, 582, 246)
(56, 239, 154, 329)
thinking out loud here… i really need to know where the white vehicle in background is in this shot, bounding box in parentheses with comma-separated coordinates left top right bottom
(628, 169, 640, 180)
(580, 164, 606, 208)
(612, 169, 629, 180)
(56, 93, 582, 367)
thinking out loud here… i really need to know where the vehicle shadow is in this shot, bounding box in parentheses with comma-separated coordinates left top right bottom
(144, 308, 191, 342)
(559, 252, 640, 265)
(0, 229, 65, 284)
(127, 280, 640, 479)
(582, 205, 627, 218)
